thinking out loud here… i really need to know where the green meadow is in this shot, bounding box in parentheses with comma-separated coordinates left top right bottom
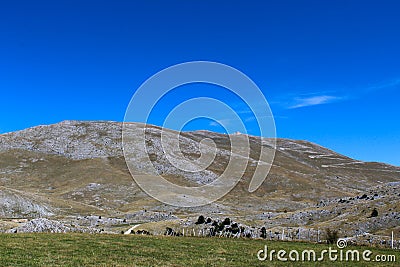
(0, 233, 398, 266)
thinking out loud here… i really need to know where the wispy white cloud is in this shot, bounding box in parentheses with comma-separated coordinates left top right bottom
(209, 119, 231, 127)
(289, 95, 342, 109)
(271, 77, 400, 111)
(363, 78, 400, 92)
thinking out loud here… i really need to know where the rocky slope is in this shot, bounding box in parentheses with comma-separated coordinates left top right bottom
(0, 121, 399, 240)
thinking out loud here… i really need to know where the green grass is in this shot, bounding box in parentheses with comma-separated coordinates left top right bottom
(0, 233, 398, 266)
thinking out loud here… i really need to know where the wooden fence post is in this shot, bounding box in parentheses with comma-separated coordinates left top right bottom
(392, 231, 394, 249)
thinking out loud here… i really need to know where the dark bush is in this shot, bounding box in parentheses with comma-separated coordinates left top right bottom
(260, 227, 267, 239)
(136, 230, 151, 235)
(326, 228, 339, 244)
(370, 208, 378, 217)
(222, 218, 231, 225)
(195, 215, 205, 224)
(164, 227, 174, 236)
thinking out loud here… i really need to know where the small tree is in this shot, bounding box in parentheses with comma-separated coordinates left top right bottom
(195, 215, 205, 224)
(326, 228, 339, 244)
(260, 227, 267, 239)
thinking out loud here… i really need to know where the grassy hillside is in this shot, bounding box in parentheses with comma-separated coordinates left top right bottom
(0, 233, 398, 266)
(1, 121, 399, 237)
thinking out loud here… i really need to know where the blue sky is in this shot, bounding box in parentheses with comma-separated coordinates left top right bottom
(0, 0, 399, 166)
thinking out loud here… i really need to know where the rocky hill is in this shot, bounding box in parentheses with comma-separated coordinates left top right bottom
(0, 121, 399, 241)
